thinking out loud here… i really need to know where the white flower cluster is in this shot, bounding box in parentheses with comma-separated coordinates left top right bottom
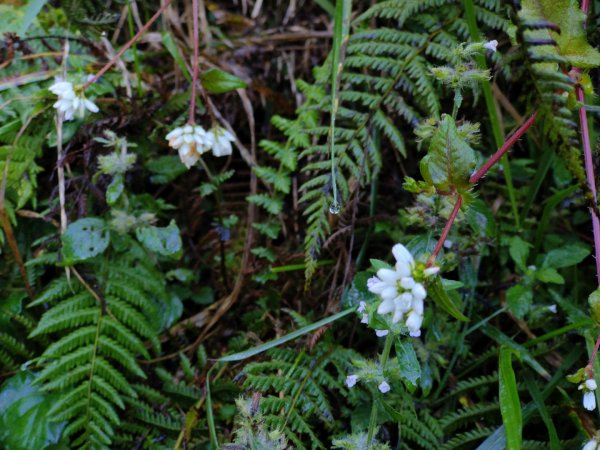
(49, 80, 99, 121)
(367, 244, 439, 337)
(166, 124, 235, 168)
(580, 377, 598, 411)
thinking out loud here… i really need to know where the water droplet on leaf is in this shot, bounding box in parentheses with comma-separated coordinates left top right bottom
(329, 202, 341, 215)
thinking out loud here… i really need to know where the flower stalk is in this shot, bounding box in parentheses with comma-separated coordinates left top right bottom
(366, 333, 394, 448)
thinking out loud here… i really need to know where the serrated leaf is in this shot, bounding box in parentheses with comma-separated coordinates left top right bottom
(506, 284, 533, 319)
(396, 340, 421, 392)
(202, 68, 246, 94)
(509, 236, 530, 272)
(535, 267, 564, 284)
(61, 218, 110, 265)
(543, 245, 590, 269)
(106, 175, 124, 206)
(419, 114, 476, 191)
(135, 221, 182, 259)
(520, 0, 600, 68)
(427, 276, 468, 322)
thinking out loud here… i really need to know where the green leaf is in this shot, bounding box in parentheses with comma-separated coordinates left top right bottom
(543, 245, 590, 269)
(396, 340, 421, 392)
(588, 288, 600, 324)
(369, 259, 393, 271)
(202, 68, 246, 94)
(506, 284, 533, 319)
(0, 371, 66, 450)
(508, 236, 530, 272)
(499, 347, 522, 450)
(419, 114, 477, 191)
(135, 221, 183, 259)
(161, 32, 191, 81)
(18, 0, 47, 35)
(218, 308, 353, 362)
(61, 218, 110, 265)
(535, 267, 564, 284)
(146, 155, 187, 185)
(520, 0, 600, 68)
(427, 276, 469, 322)
(106, 174, 124, 206)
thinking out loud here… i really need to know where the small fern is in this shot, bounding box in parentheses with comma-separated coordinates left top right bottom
(28, 259, 163, 449)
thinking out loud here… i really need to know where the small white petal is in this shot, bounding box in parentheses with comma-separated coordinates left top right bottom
(392, 244, 413, 265)
(483, 39, 498, 52)
(170, 135, 184, 149)
(381, 286, 399, 301)
(583, 439, 599, 450)
(183, 134, 194, 144)
(361, 314, 368, 324)
(166, 127, 184, 140)
(378, 381, 391, 394)
(375, 329, 389, 337)
(406, 311, 423, 337)
(424, 266, 440, 277)
(412, 283, 426, 301)
(377, 298, 395, 315)
(395, 261, 412, 278)
(392, 307, 404, 324)
(377, 268, 401, 284)
(367, 276, 386, 294)
(395, 293, 413, 312)
(547, 304, 557, 313)
(183, 125, 193, 133)
(358, 301, 367, 313)
(586, 379, 597, 391)
(400, 277, 416, 290)
(584, 391, 596, 411)
(83, 99, 99, 113)
(412, 297, 424, 315)
(346, 374, 359, 388)
(443, 240, 453, 249)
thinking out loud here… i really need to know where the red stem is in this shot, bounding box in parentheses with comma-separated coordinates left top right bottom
(589, 333, 600, 368)
(428, 195, 462, 266)
(82, 0, 174, 91)
(188, 0, 200, 124)
(469, 112, 538, 184)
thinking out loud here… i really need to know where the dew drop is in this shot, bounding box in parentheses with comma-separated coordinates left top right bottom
(329, 201, 341, 215)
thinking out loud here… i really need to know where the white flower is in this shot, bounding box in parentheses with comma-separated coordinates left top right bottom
(375, 329, 389, 337)
(358, 301, 367, 313)
(50, 80, 98, 121)
(166, 124, 211, 168)
(443, 240, 453, 249)
(583, 438, 599, 450)
(207, 126, 235, 157)
(346, 374, 359, 388)
(547, 304, 557, 314)
(378, 381, 391, 394)
(579, 377, 598, 411)
(367, 243, 437, 337)
(483, 40, 498, 52)
(361, 314, 368, 324)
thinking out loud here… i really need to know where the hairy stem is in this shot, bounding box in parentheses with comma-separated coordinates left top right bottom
(82, 0, 174, 90)
(428, 194, 462, 266)
(366, 333, 394, 448)
(469, 113, 538, 184)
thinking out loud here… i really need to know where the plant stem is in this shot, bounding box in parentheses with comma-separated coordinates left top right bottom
(82, 0, 174, 91)
(469, 112, 538, 184)
(189, 0, 200, 124)
(463, 0, 520, 228)
(366, 333, 394, 448)
(428, 194, 462, 266)
(588, 333, 600, 368)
